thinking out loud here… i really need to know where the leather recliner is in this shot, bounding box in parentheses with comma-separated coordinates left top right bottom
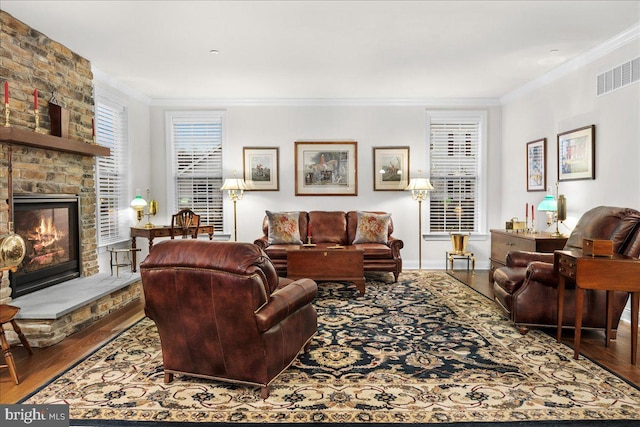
(140, 240, 318, 398)
(493, 206, 640, 335)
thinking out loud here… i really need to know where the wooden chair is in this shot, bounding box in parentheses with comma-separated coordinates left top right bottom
(0, 304, 33, 384)
(170, 208, 201, 239)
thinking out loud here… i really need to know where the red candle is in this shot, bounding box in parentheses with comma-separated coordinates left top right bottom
(532, 205, 535, 222)
(526, 203, 528, 219)
(4, 81, 8, 104)
(33, 88, 38, 110)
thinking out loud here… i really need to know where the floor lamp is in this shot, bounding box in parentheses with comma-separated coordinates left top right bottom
(406, 177, 434, 271)
(220, 174, 248, 241)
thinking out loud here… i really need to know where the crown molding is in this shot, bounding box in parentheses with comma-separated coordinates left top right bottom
(92, 67, 152, 105)
(501, 23, 640, 104)
(149, 97, 501, 107)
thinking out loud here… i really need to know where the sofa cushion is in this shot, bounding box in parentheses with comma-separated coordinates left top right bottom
(308, 211, 348, 244)
(353, 211, 391, 244)
(266, 211, 303, 244)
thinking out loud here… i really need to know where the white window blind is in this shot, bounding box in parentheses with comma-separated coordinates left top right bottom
(169, 114, 224, 232)
(428, 115, 481, 233)
(96, 98, 129, 246)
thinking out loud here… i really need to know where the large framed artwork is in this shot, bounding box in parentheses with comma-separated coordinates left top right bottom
(526, 138, 546, 192)
(373, 146, 409, 191)
(294, 141, 358, 196)
(243, 147, 279, 191)
(557, 125, 595, 182)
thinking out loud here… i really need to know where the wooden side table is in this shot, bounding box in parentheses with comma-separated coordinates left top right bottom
(555, 250, 640, 365)
(0, 304, 33, 384)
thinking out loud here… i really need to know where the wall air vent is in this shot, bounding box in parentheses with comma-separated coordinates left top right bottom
(597, 57, 640, 96)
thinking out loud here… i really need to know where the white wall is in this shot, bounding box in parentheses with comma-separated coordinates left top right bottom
(148, 103, 503, 270)
(501, 41, 640, 225)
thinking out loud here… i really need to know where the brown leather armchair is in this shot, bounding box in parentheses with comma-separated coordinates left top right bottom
(493, 206, 640, 335)
(140, 240, 318, 398)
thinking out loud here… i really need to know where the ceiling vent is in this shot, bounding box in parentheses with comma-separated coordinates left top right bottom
(597, 57, 640, 96)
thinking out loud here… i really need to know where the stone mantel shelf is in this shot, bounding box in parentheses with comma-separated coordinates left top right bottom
(0, 127, 110, 157)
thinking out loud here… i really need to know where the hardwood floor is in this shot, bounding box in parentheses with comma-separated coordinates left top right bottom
(1, 270, 638, 404)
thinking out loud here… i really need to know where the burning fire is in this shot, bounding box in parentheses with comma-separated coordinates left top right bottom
(34, 215, 65, 248)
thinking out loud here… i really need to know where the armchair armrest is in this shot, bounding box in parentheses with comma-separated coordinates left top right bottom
(506, 251, 554, 268)
(388, 237, 404, 258)
(525, 260, 558, 286)
(255, 278, 317, 333)
(254, 236, 269, 250)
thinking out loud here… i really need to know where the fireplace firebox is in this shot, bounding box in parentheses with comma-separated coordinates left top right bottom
(10, 194, 81, 298)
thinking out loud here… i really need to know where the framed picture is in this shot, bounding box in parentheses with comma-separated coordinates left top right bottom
(294, 141, 358, 196)
(558, 125, 595, 182)
(526, 138, 546, 192)
(243, 147, 279, 191)
(373, 146, 409, 191)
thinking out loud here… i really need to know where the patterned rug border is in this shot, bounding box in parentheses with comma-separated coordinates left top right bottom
(445, 271, 640, 394)
(19, 272, 640, 426)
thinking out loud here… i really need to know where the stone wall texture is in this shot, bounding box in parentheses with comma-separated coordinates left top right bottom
(1, 10, 98, 303)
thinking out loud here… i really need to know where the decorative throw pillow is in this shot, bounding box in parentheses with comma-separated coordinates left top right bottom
(353, 212, 390, 244)
(266, 211, 303, 244)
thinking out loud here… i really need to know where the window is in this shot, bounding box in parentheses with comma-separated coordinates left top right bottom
(95, 96, 129, 246)
(167, 112, 224, 232)
(426, 111, 486, 234)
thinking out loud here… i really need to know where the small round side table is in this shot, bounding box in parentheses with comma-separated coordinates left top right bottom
(0, 304, 33, 384)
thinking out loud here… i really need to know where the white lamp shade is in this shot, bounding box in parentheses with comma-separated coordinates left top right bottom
(220, 178, 248, 191)
(405, 178, 435, 191)
(130, 195, 147, 209)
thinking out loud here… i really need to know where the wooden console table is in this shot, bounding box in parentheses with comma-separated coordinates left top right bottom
(287, 246, 365, 295)
(555, 249, 640, 365)
(130, 225, 214, 271)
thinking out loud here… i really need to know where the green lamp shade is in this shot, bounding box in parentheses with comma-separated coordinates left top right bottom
(537, 195, 557, 212)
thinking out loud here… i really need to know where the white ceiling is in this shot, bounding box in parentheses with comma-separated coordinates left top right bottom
(2, 1, 639, 101)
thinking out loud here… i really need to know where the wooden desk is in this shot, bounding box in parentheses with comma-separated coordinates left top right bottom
(555, 249, 640, 364)
(130, 225, 214, 271)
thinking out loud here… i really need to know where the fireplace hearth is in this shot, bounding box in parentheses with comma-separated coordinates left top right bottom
(10, 194, 81, 298)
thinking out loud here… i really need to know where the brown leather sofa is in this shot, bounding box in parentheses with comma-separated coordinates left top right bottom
(254, 210, 404, 281)
(139, 240, 318, 398)
(493, 206, 640, 335)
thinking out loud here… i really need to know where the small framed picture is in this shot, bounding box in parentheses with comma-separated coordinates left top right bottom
(526, 138, 546, 192)
(558, 125, 595, 182)
(243, 147, 279, 191)
(294, 141, 357, 196)
(373, 146, 409, 191)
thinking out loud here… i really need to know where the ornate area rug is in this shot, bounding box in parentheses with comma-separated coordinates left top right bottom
(22, 272, 640, 426)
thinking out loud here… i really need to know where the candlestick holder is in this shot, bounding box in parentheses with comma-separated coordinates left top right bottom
(34, 108, 42, 133)
(3, 103, 9, 127)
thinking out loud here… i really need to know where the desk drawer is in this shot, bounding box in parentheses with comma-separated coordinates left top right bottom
(490, 232, 536, 263)
(558, 255, 577, 279)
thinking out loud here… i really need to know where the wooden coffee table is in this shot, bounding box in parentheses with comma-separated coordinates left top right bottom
(287, 245, 366, 295)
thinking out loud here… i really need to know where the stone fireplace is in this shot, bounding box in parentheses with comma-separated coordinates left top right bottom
(1, 10, 141, 347)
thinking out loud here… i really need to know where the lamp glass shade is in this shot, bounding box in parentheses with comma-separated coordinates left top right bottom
(130, 195, 147, 209)
(405, 178, 435, 191)
(537, 195, 557, 212)
(220, 178, 248, 191)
